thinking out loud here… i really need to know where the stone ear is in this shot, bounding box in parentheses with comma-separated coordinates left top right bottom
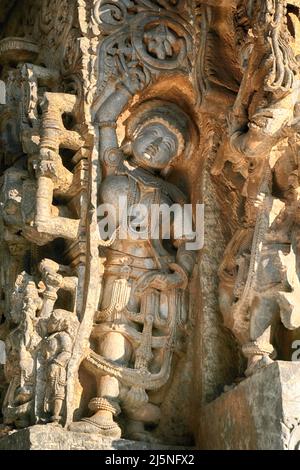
(121, 141, 132, 156)
(161, 165, 172, 178)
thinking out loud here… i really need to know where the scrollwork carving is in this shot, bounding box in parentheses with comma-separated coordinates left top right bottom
(283, 417, 300, 450)
(96, 11, 192, 100)
(93, 0, 130, 33)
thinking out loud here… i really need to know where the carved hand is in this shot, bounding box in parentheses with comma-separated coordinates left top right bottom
(136, 271, 184, 293)
(48, 362, 62, 379)
(96, 74, 140, 123)
(43, 272, 63, 291)
(119, 72, 142, 96)
(253, 192, 266, 209)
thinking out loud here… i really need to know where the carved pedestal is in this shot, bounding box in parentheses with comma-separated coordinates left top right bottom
(0, 425, 188, 451)
(198, 362, 300, 450)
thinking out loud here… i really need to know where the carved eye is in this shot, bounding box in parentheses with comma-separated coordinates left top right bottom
(164, 138, 175, 153)
(151, 128, 160, 138)
(138, 128, 158, 139)
(248, 161, 255, 171)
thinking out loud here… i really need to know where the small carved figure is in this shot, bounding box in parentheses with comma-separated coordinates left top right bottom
(42, 309, 79, 424)
(3, 274, 42, 427)
(1, 258, 78, 427)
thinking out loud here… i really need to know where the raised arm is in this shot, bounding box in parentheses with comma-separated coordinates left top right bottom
(95, 79, 140, 177)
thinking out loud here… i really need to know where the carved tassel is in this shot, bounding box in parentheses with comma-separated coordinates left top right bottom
(97, 279, 131, 322)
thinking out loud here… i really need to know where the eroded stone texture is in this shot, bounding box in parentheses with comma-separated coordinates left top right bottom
(0, 0, 200, 447)
(198, 362, 300, 450)
(0, 425, 190, 450)
(211, 0, 300, 381)
(1, 0, 300, 451)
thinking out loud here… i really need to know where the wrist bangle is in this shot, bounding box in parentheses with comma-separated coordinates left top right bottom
(52, 359, 64, 367)
(97, 121, 117, 129)
(116, 81, 135, 96)
(103, 147, 122, 167)
(169, 262, 189, 290)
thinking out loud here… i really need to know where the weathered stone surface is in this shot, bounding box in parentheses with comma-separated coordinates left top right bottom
(0, 425, 190, 451)
(1, 0, 300, 451)
(0, 0, 200, 446)
(0, 341, 5, 364)
(198, 362, 300, 450)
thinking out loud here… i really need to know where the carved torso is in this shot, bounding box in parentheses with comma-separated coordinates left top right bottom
(99, 169, 180, 261)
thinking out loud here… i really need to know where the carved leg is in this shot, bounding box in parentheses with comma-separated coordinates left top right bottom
(242, 338, 275, 377)
(243, 297, 279, 376)
(70, 332, 131, 438)
(51, 398, 64, 424)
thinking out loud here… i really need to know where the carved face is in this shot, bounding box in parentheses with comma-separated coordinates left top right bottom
(47, 313, 64, 333)
(131, 122, 179, 170)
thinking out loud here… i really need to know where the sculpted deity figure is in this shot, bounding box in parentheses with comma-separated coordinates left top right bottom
(0, 258, 78, 428)
(212, 0, 300, 378)
(42, 309, 79, 424)
(218, 147, 300, 377)
(3, 274, 42, 427)
(70, 78, 197, 441)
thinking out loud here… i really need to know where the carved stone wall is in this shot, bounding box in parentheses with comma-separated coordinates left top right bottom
(1, 0, 300, 450)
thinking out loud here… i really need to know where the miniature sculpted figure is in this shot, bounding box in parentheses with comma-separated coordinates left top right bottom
(70, 77, 197, 440)
(3, 274, 42, 427)
(1, 258, 78, 427)
(42, 309, 79, 424)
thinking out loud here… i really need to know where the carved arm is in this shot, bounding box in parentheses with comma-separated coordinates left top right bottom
(95, 80, 140, 176)
(51, 334, 72, 367)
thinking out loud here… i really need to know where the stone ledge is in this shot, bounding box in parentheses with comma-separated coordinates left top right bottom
(198, 361, 300, 450)
(0, 425, 190, 450)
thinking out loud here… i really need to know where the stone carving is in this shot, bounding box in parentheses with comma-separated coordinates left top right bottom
(213, 0, 300, 377)
(2, 260, 78, 428)
(0, 0, 198, 448)
(2, 0, 300, 452)
(95, 5, 193, 102)
(69, 84, 197, 440)
(42, 309, 79, 424)
(3, 273, 42, 428)
(283, 416, 300, 450)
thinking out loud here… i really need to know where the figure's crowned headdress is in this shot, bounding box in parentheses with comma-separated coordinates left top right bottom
(125, 99, 196, 162)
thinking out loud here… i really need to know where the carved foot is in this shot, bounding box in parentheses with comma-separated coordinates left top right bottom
(50, 415, 62, 425)
(14, 386, 32, 405)
(245, 355, 274, 377)
(69, 416, 121, 439)
(0, 425, 13, 438)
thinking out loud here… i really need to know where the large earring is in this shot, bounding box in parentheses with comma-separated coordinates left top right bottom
(121, 141, 132, 156)
(161, 164, 172, 178)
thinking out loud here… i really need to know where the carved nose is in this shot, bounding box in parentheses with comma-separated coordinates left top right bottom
(152, 137, 163, 146)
